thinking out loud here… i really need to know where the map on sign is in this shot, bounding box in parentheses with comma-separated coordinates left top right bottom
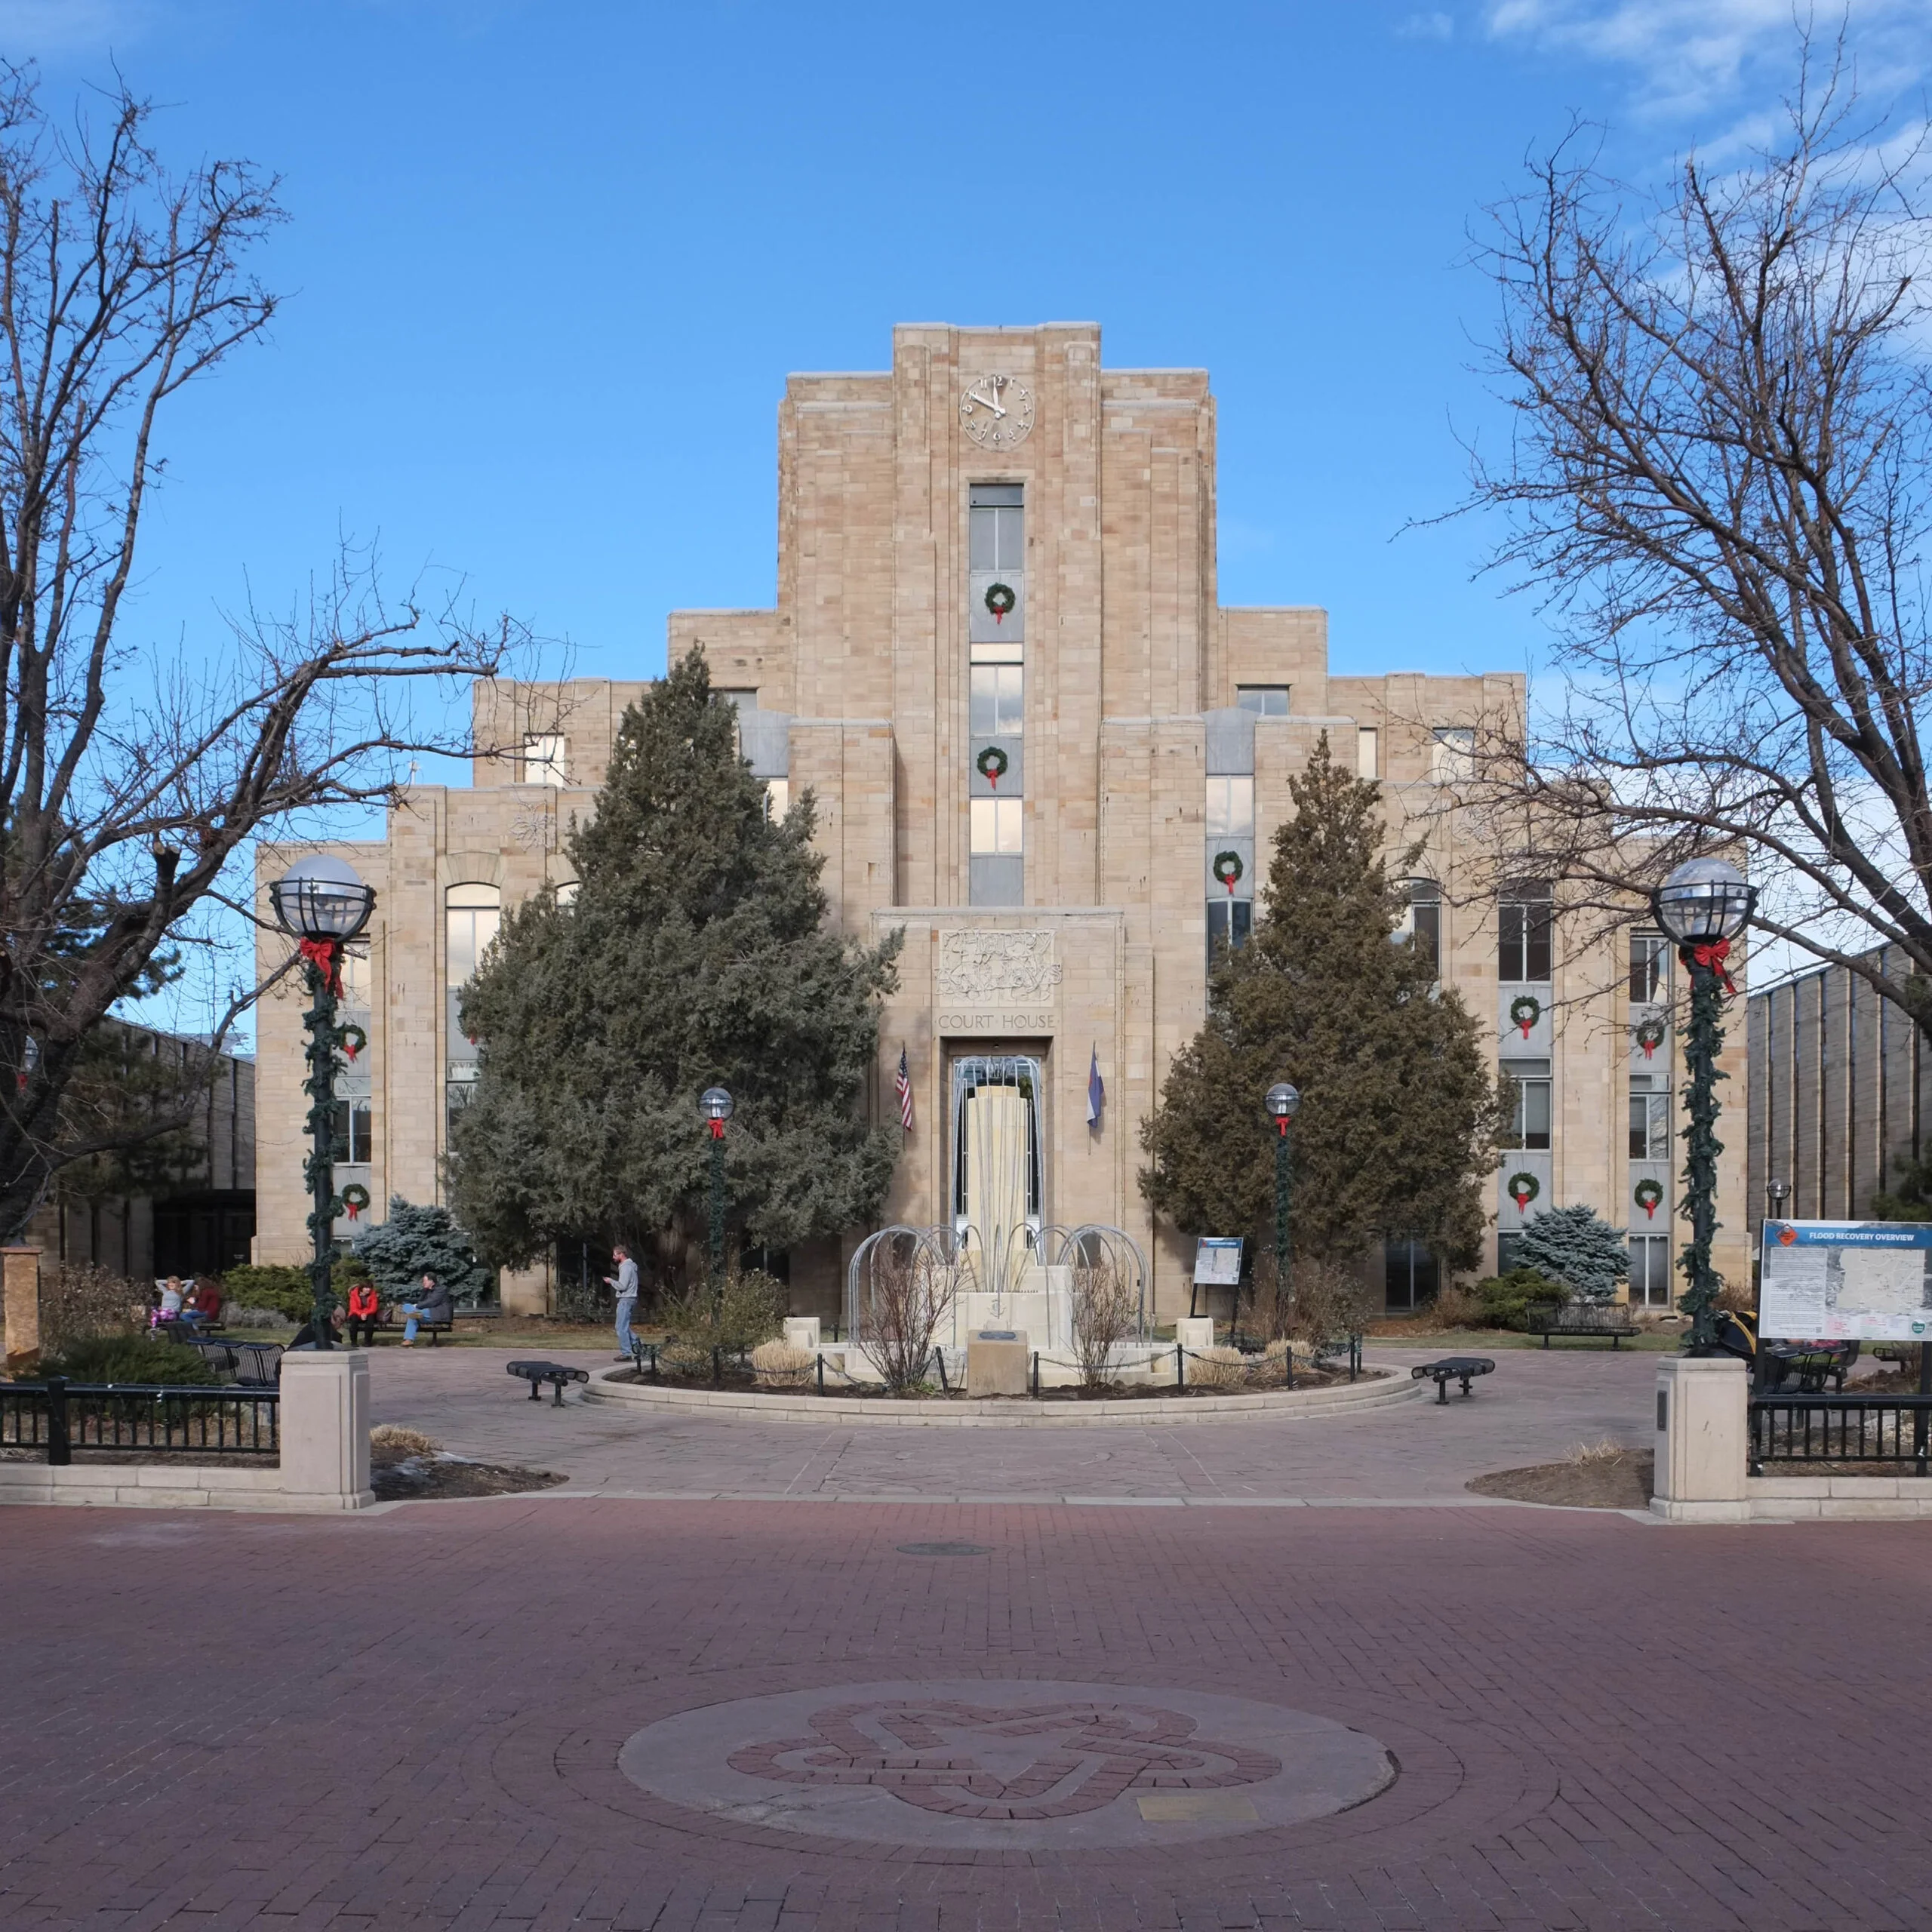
(1758, 1221, 1932, 1340)
(1194, 1237, 1243, 1287)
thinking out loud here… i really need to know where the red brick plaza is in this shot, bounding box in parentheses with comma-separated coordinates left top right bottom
(4, 1496, 1930, 1931)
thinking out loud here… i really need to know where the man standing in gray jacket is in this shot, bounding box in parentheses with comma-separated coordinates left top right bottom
(606, 1246, 639, 1361)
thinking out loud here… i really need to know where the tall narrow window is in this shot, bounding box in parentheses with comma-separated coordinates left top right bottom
(969, 486, 1025, 571)
(1629, 931, 1669, 1004)
(1430, 726, 1475, 783)
(1498, 879, 1553, 982)
(1356, 727, 1379, 780)
(1629, 1235, 1672, 1307)
(521, 734, 567, 786)
(970, 798, 1023, 858)
(764, 778, 790, 823)
(1206, 899, 1254, 966)
(446, 884, 501, 1126)
(970, 484, 1025, 663)
(1500, 1057, 1552, 1149)
(1629, 1076, 1671, 1159)
(1204, 776, 1255, 839)
(1236, 685, 1289, 716)
(970, 664, 1024, 735)
(1398, 878, 1441, 978)
(1383, 1240, 1440, 1312)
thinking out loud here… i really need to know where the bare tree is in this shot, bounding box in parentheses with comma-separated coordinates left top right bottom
(859, 1230, 961, 1394)
(1068, 1260, 1137, 1390)
(0, 67, 526, 1240)
(1454, 43, 1932, 1030)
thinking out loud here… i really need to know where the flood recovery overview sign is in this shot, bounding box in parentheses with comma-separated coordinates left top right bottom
(1759, 1220, 1932, 1340)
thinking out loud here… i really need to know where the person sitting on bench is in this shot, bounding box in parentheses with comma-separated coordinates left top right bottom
(401, 1272, 452, 1345)
(346, 1278, 381, 1348)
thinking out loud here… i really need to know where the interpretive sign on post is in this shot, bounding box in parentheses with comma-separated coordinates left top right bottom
(1193, 1238, 1243, 1287)
(1759, 1220, 1932, 1340)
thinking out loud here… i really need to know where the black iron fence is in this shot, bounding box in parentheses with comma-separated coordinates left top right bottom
(0, 1378, 279, 1466)
(1748, 1394, 1932, 1477)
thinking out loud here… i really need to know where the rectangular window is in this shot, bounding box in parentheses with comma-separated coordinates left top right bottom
(1399, 880, 1441, 979)
(970, 797, 1023, 856)
(1497, 1232, 1522, 1275)
(1629, 1089, 1671, 1161)
(969, 484, 1024, 570)
(1384, 1240, 1440, 1313)
(1236, 685, 1290, 716)
(1356, 727, 1378, 780)
(521, 734, 567, 786)
(1204, 775, 1255, 839)
(709, 688, 757, 710)
(1629, 931, 1669, 1004)
(1430, 726, 1475, 783)
(764, 778, 789, 823)
(337, 948, 372, 1011)
(970, 664, 1024, 736)
(1498, 880, 1553, 983)
(1206, 897, 1254, 968)
(1501, 1057, 1552, 1150)
(1630, 1235, 1672, 1308)
(332, 1099, 374, 1164)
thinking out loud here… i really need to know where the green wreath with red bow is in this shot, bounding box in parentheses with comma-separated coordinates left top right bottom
(984, 582, 1017, 623)
(1508, 994, 1542, 1039)
(1212, 851, 1244, 895)
(1506, 1171, 1540, 1211)
(339, 1023, 368, 1063)
(1634, 1017, 1666, 1060)
(340, 1183, 372, 1221)
(1633, 1178, 1665, 1220)
(976, 744, 1010, 789)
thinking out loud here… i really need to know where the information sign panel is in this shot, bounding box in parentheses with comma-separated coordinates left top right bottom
(1193, 1237, 1243, 1287)
(1759, 1220, 1932, 1340)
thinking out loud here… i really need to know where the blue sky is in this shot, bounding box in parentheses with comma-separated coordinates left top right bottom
(18, 1, 1916, 688)
(6, 0, 1924, 1032)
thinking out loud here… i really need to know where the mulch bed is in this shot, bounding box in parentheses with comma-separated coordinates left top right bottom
(1468, 1451, 1655, 1509)
(371, 1454, 565, 1500)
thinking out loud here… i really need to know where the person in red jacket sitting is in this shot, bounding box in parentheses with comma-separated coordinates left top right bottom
(346, 1279, 381, 1348)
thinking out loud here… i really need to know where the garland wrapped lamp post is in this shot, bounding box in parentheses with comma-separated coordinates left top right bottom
(1265, 1082, 1300, 1315)
(700, 1086, 734, 1287)
(269, 856, 377, 1351)
(1649, 857, 1756, 1356)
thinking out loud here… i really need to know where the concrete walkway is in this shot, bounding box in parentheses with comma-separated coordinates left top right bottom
(370, 1343, 1660, 1502)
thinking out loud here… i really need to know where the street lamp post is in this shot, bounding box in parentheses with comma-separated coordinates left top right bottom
(269, 856, 377, 1350)
(1764, 1177, 1791, 1223)
(1651, 857, 1757, 1355)
(700, 1087, 734, 1285)
(1264, 1082, 1300, 1319)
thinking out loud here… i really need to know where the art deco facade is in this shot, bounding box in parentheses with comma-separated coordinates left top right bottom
(254, 323, 1748, 1318)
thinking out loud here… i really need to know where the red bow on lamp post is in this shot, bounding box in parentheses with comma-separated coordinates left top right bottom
(297, 935, 343, 995)
(1686, 937, 1735, 995)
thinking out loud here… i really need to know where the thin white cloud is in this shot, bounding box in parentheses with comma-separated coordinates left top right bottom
(1486, 1, 1932, 117)
(0, 0, 155, 56)
(1398, 11, 1457, 38)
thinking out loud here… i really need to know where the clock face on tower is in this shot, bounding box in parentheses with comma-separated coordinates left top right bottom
(959, 374, 1035, 450)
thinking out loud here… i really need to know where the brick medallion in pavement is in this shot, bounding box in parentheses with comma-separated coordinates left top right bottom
(617, 1677, 1394, 1848)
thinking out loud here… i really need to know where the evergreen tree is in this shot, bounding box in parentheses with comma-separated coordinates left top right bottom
(1509, 1203, 1630, 1304)
(352, 1196, 494, 1305)
(448, 650, 901, 1286)
(1871, 1152, 1932, 1223)
(1139, 732, 1506, 1267)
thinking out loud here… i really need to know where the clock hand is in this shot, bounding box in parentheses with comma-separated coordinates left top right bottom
(970, 386, 1005, 417)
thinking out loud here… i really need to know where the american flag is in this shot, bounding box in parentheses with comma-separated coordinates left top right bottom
(895, 1046, 915, 1132)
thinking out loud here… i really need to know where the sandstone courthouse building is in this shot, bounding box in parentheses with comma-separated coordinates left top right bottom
(255, 324, 1748, 1318)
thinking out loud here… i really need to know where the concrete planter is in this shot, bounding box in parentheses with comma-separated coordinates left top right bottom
(584, 1362, 1418, 1427)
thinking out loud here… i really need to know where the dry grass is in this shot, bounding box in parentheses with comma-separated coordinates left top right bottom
(369, 1424, 440, 1465)
(1564, 1437, 1635, 1466)
(749, 1340, 817, 1387)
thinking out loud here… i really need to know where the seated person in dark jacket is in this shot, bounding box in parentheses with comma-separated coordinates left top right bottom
(291, 1306, 345, 1349)
(400, 1272, 453, 1344)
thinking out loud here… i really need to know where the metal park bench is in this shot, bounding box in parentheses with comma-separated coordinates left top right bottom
(1522, 1305, 1641, 1348)
(1412, 1356, 1496, 1403)
(506, 1359, 589, 1406)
